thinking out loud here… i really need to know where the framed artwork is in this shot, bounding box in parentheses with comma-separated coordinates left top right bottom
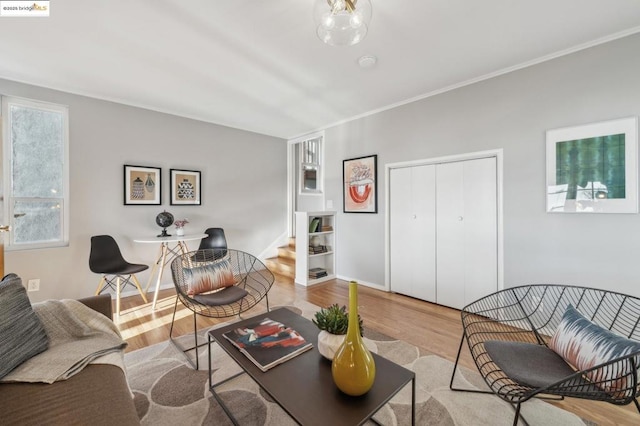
(343, 154, 378, 213)
(170, 169, 201, 205)
(546, 117, 638, 213)
(124, 165, 161, 205)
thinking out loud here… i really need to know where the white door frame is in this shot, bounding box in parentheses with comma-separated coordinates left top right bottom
(385, 148, 504, 293)
(287, 131, 325, 237)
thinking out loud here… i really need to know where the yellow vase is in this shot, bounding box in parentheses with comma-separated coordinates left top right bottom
(331, 281, 376, 396)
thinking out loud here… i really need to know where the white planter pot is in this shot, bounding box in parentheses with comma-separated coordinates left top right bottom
(317, 330, 346, 361)
(176, 227, 185, 236)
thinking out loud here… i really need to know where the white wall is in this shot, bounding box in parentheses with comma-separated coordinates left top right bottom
(0, 79, 287, 302)
(324, 33, 640, 298)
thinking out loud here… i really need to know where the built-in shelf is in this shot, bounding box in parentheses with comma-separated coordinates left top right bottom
(295, 211, 336, 286)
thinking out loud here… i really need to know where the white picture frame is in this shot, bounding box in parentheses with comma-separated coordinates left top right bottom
(546, 117, 638, 213)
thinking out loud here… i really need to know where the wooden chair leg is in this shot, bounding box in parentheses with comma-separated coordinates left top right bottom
(116, 276, 121, 317)
(131, 275, 148, 303)
(95, 276, 106, 296)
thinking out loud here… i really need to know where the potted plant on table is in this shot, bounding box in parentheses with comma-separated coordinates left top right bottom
(174, 218, 189, 236)
(313, 304, 363, 360)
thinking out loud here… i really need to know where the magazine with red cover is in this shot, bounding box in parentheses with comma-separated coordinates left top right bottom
(222, 317, 313, 372)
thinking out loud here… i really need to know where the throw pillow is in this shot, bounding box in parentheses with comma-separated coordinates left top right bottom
(184, 259, 236, 295)
(0, 274, 49, 380)
(549, 304, 640, 393)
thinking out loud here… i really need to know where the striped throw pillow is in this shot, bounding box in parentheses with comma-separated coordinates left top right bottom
(184, 259, 236, 295)
(0, 274, 49, 380)
(549, 304, 640, 392)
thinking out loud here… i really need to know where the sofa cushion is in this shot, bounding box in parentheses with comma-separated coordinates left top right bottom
(0, 274, 49, 380)
(549, 304, 640, 392)
(184, 259, 236, 295)
(0, 364, 140, 426)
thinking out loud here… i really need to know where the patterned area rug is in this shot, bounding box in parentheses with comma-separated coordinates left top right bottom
(124, 300, 590, 425)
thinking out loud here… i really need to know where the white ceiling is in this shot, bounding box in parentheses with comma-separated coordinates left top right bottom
(1, 1, 640, 139)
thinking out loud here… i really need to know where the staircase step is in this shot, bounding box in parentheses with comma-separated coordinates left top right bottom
(265, 256, 295, 279)
(277, 245, 296, 260)
(288, 237, 296, 248)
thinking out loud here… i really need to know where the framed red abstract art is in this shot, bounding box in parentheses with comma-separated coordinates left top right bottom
(343, 154, 377, 213)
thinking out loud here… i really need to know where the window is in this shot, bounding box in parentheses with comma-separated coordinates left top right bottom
(300, 136, 322, 194)
(1, 96, 69, 250)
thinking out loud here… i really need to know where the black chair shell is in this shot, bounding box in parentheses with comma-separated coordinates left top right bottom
(90, 235, 148, 316)
(197, 228, 228, 251)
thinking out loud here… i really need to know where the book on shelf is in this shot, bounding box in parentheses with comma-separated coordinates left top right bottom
(309, 217, 321, 233)
(308, 267, 328, 278)
(308, 245, 328, 254)
(309, 273, 328, 279)
(320, 225, 333, 232)
(222, 318, 313, 372)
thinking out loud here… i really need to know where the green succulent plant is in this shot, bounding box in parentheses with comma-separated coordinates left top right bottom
(312, 303, 363, 336)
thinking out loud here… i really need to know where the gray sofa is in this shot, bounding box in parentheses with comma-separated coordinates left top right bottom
(0, 294, 140, 426)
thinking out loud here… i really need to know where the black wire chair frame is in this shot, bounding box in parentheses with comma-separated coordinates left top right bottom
(449, 284, 640, 425)
(169, 248, 274, 369)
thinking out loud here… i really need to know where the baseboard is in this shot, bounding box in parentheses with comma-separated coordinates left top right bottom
(335, 274, 386, 291)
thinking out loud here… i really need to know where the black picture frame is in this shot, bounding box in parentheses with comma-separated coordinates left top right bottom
(123, 165, 161, 205)
(343, 154, 377, 213)
(170, 169, 202, 205)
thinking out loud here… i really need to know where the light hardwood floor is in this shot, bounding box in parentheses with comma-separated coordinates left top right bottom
(117, 276, 638, 425)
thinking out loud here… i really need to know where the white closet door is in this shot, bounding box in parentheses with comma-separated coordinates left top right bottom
(435, 162, 465, 309)
(390, 167, 413, 296)
(463, 157, 497, 304)
(437, 157, 497, 309)
(390, 165, 436, 302)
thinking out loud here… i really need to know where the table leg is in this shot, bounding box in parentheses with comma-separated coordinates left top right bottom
(208, 333, 243, 426)
(152, 243, 168, 310)
(144, 244, 164, 294)
(116, 276, 121, 317)
(411, 376, 416, 426)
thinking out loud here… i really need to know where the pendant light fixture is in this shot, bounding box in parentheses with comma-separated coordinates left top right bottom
(313, 0, 372, 46)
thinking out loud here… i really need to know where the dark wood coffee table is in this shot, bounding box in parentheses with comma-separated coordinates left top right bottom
(207, 307, 415, 426)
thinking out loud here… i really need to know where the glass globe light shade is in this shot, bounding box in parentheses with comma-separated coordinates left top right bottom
(321, 12, 335, 29)
(313, 0, 372, 46)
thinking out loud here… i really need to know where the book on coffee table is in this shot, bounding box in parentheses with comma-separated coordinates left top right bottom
(222, 317, 313, 372)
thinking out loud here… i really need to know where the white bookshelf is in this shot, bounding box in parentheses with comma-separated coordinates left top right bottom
(295, 211, 336, 286)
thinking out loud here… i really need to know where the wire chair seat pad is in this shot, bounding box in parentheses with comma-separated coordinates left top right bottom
(485, 340, 586, 389)
(192, 286, 248, 306)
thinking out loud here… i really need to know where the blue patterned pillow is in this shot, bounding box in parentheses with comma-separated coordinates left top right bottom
(549, 304, 640, 392)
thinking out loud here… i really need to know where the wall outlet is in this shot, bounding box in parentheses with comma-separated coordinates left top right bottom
(27, 279, 40, 292)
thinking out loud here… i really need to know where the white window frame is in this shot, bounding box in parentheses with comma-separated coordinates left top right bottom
(299, 136, 323, 195)
(1, 96, 70, 250)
